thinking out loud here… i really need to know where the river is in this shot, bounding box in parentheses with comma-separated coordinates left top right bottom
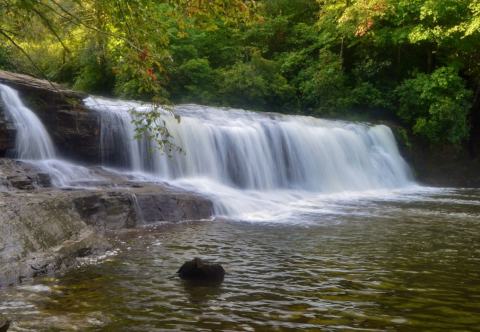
(1, 187, 480, 331)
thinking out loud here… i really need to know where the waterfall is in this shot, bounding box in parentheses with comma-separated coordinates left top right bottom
(0, 84, 415, 220)
(0, 84, 97, 187)
(87, 97, 413, 193)
(87, 97, 415, 220)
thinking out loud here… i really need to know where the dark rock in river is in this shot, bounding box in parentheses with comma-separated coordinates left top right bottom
(0, 317, 9, 332)
(178, 258, 226, 281)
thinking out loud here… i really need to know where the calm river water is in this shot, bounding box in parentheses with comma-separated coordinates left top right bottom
(1, 187, 480, 332)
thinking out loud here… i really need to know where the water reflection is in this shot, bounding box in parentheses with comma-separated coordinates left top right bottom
(1, 188, 480, 331)
(181, 279, 224, 304)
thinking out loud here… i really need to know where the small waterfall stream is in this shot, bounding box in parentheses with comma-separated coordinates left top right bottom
(0, 84, 97, 187)
(0, 84, 56, 160)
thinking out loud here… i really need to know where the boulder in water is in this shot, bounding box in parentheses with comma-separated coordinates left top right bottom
(0, 316, 9, 332)
(177, 258, 225, 281)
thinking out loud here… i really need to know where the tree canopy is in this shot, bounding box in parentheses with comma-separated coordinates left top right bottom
(0, 0, 260, 153)
(1, 0, 480, 148)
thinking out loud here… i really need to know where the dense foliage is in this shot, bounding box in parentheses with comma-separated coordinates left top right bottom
(1, 0, 480, 147)
(0, 0, 258, 153)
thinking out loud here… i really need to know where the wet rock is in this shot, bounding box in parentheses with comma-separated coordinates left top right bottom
(134, 194, 213, 223)
(0, 152, 52, 190)
(6, 176, 34, 190)
(178, 258, 225, 281)
(0, 316, 10, 332)
(73, 194, 137, 235)
(0, 194, 111, 287)
(0, 104, 15, 158)
(36, 173, 52, 187)
(0, 161, 214, 286)
(72, 191, 213, 233)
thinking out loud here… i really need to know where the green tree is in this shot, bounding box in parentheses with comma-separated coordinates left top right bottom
(215, 51, 296, 111)
(299, 50, 348, 115)
(0, 43, 16, 70)
(396, 67, 473, 145)
(1, 0, 480, 148)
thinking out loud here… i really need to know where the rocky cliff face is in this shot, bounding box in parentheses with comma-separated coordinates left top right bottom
(0, 111, 15, 158)
(390, 125, 480, 188)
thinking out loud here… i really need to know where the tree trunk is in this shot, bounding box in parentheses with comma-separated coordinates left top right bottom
(397, 46, 401, 78)
(427, 50, 432, 74)
(474, 77, 480, 106)
(340, 36, 345, 60)
(340, 0, 350, 62)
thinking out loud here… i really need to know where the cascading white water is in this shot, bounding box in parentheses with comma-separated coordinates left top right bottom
(0, 84, 97, 187)
(87, 97, 415, 220)
(0, 84, 56, 159)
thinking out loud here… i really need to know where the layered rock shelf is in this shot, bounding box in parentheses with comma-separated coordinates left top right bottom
(0, 160, 213, 287)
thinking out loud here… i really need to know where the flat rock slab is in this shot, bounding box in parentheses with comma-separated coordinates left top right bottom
(0, 70, 86, 99)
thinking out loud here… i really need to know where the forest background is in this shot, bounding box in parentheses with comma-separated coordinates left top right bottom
(1, 0, 479, 149)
